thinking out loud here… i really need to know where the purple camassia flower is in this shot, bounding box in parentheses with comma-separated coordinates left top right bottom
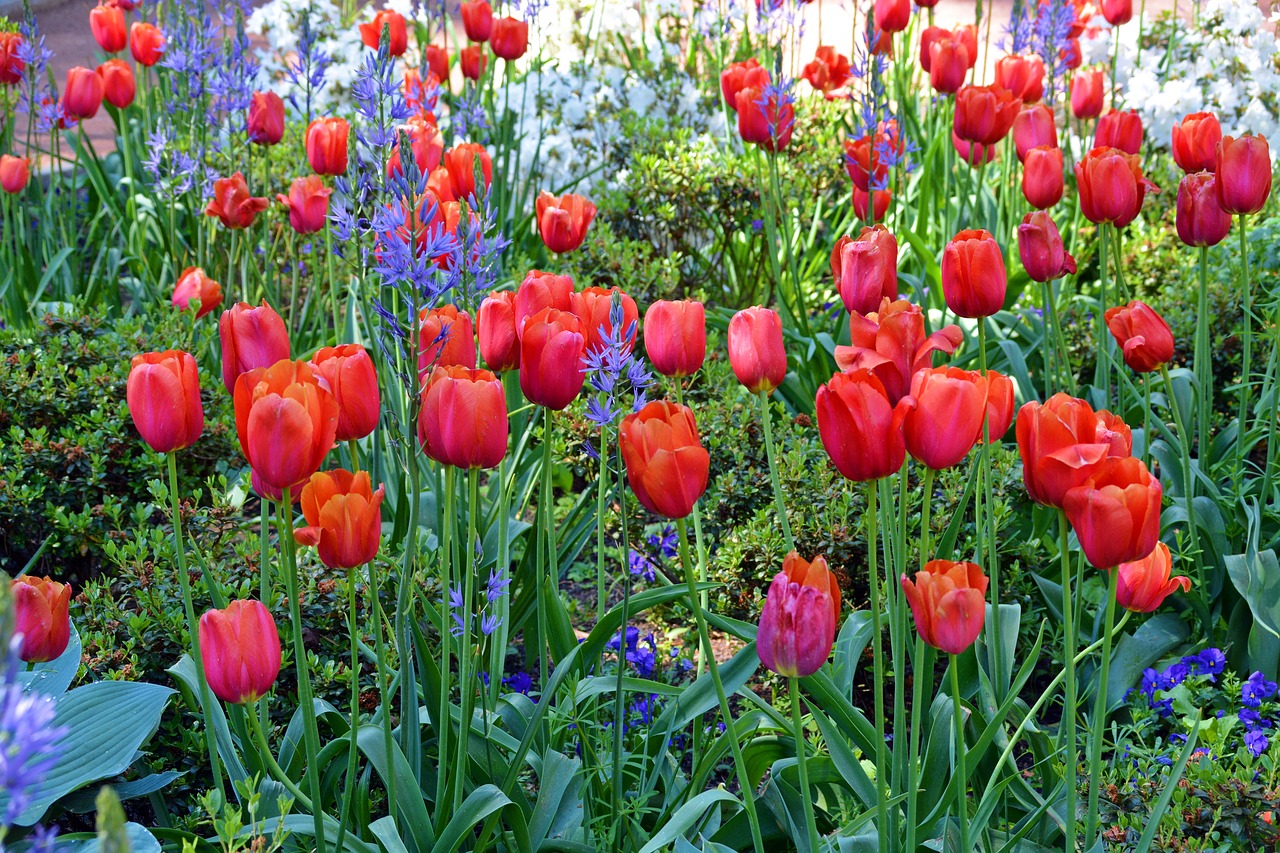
(285, 8, 330, 121)
(581, 300, 652, 429)
(847, 28, 918, 191)
(15, 16, 57, 131)
(1033, 0, 1076, 104)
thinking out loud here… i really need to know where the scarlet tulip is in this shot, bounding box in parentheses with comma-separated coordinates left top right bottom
(953, 24, 978, 66)
(536, 191, 596, 254)
(953, 84, 1021, 145)
(519, 307, 587, 410)
(247, 91, 285, 146)
(902, 367, 1015, 469)
(941, 229, 1007, 318)
(89, 4, 126, 53)
(802, 45, 851, 94)
(619, 401, 710, 520)
(874, 0, 910, 32)
(1016, 393, 1132, 508)
(171, 267, 223, 319)
(515, 269, 575, 337)
(1175, 171, 1232, 248)
(834, 298, 962, 404)
(460, 45, 487, 80)
(929, 38, 969, 94)
(1075, 146, 1158, 227)
(127, 350, 205, 454)
(1022, 145, 1064, 209)
(853, 186, 892, 222)
(1171, 112, 1221, 173)
(11, 576, 72, 664)
(199, 600, 281, 704)
(306, 117, 350, 176)
(816, 369, 909, 481)
(311, 344, 380, 441)
(129, 22, 164, 66)
(994, 54, 1044, 102)
(443, 143, 493, 201)
(359, 9, 408, 56)
(478, 290, 520, 371)
(62, 66, 104, 119)
(571, 286, 639, 354)
(461, 0, 493, 41)
(96, 59, 134, 108)
(233, 359, 339, 494)
(418, 366, 508, 469)
(387, 116, 444, 179)
(901, 560, 988, 655)
(1017, 211, 1077, 282)
(219, 301, 291, 394)
(831, 225, 898, 315)
(757, 552, 840, 677)
(1104, 300, 1175, 373)
(1064, 456, 1162, 568)
(1070, 69, 1103, 119)
(0, 154, 30, 194)
(1215, 135, 1272, 216)
(844, 122, 903, 191)
(418, 304, 477, 374)
(1102, 0, 1132, 25)
(643, 299, 707, 378)
(0, 32, 25, 84)
(735, 85, 794, 152)
(918, 26, 948, 72)
(273, 175, 331, 235)
(490, 17, 528, 60)
(425, 44, 450, 84)
(1012, 103, 1058, 161)
(1094, 108, 1143, 155)
(205, 173, 268, 229)
(728, 306, 787, 395)
(720, 58, 770, 110)
(1116, 543, 1190, 612)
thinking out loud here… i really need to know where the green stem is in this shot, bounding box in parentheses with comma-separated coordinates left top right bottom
(949, 656, 970, 853)
(978, 321, 1002, 697)
(904, 633, 928, 853)
(758, 390, 795, 553)
(1084, 568, 1119, 845)
(454, 468, 480, 811)
(595, 429, 610, 623)
(247, 702, 314, 811)
(919, 468, 935, 568)
(539, 406, 556, 689)
(790, 676, 821, 852)
(333, 567, 362, 850)
(368, 554, 396, 818)
(435, 465, 456, 815)
(1059, 510, 1078, 852)
(866, 483, 889, 853)
(1096, 223, 1112, 407)
(1237, 215, 1253, 484)
(1161, 365, 1203, 589)
(1194, 245, 1212, 480)
(611, 438, 631, 848)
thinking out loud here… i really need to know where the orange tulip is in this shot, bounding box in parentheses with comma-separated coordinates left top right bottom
(219, 301, 291, 394)
(902, 366, 1014, 470)
(1104, 300, 1175, 373)
(515, 269, 575, 338)
(1116, 543, 1190, 612)
(643, 299, 707, 378)
(941, 229, 1007, 318)
(478, 290, 520, 372)
(127, 350, 204, 453)
(418, 304, 476, 375)
(953, 84, 1021, 145)
(306, 117, 350, 176)
(12, 576, 72, 663)
(1171, 112, 1221, 174)
(571, 286, 639, 354)
(536, 191, 596, 254)
(233, 360, 339, 494)
(311, 344, 380, 442)
(519, 307, 587, 410)
(89, 3, 126, 53)
(169, 267, 222, 320)
(831, 225, 898, 315)
(130, 22, 164, 66)
(757, 552, 840, 677)
(199, 600, 281, 704)
(1015, 393, 1132, 508)
(0, 154, 28, 194)
(1094, 108, 1143, 155)
(490, 16, 528, 60)
(443, 143, 493, 201)
(835, 298, 962, 404)
(619, 401, 710, 519)
(1063, 456, 1162, 569)
(418, 365, 508, 469)
(205, 172, 269, 229)
(294, 469, 385, 568)
(728, 306, 787, 395)
(277, 175, 332, 234)
(359, 9, 408, 56)
(901, 560, 988, 655)
(816, 368, 909, 482)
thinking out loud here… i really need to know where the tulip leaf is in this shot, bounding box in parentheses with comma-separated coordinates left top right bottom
(1106, 613, 1192, 710)
(432, 785, 522, 853)
(528, 749, 583, 850)
(639, 790, 741, 853)
(832, 611, 875, 698)
(26, 822, 162, 853)
(167, 655, 250, 791)
(1226, 547, 1280, 639)
(17, 625, 81, 697)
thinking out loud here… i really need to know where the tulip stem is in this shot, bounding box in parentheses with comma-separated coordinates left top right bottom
(539, 406, 556, 691)
(949, 655, 970, 853)
(436, 465, 456, 818)
(1084, 568, 1119, 845)
(919, 467, 935, 568)
(1236, 214, 1253, 486)
(595, 428, 610, 624)
(1159, 365, 1203, 591)
(247, 702, 314, 811)
(611, 439, 632, 849)
(1058, 509, 1078, 852)
(757, 391, 795, 554)
(334, 565, 361, 852)
(789, 676, 822, 853)
(368, 553, 397, 820)
(978, 320, 1003, 700)
(865, 483, 889, 853)
(1194, 245, 1212, 489)
(674, 518, 766, 853)
(904, 632, 929, 853)
(1096, 223, 1113, 407)
(454, 468, 480, 813)
(167, 452, 225, 803)
(673, 383, 712, 667)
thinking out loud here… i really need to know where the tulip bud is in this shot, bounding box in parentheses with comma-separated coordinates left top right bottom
(461, 0, 493, 41)
(0, 32, 26, 85)
(96, 59, 134, 109)
(1171, 111, 1221, 174)
(172, 267, 223, 319)
(928, 37, 969, 94)
(478, 290, 520, 371)
(536, 191, 596, 254)
(275, 175, 331, 234)
(515, 270, 575, 337)
(311, 344, 380, 442)
(728, 306, 787, 395)
(571, 286, 639, 354)
(460, 45, 488, 80)
(247, 91, 285, 146)
(953, 84, 1021, 145)
(1174, 171, 1231, 248)
(1215, 135, 1272, 216)
(1075, 146, 1158, 228)
(0, 154, 30, 194)
(757, 553, 840, 677)
(126, 350, 205, 454)
(816, 368, 908, 481)
(619, 401, 710, 519)
(418, 365, 508, 469)
(233, 360, 339, 495)
(952, 24, 978, 66)
(520, 307, 587, 410)
(902, 366, 1014, 470)
(901, 560, 988, 655)
(643, 299, 707, 378)
(425, 44, 450, 84)
(1017, 211, 1077, 282)
(1104, 300, 1175, 373)
(1070, 69, 1103, 119)
(62, 66, 104, 120)
(1022, 145, 1064, 209)
(1094, 108, 1143, 155)
(306, 117, 350, 176)
(358, 9, 408, 56)
(205, 172, 269, 229)
(831, 225, 898, 315)
(834, 298, 963, 404)
(1116, 543, 1190, 613)
(1102, 0, 1132, 25)
(874, 0, 910, 33)
(1061, 37, 1083, 70)
(1016, 393, 1132, 508)
(130, 22, 164, 66)
(199, 600, 282, 704)
(1012, 103, 1058, 162)
(490, 17, 529, 60)
(387, 117, 444, 179)
(720, 58, 770, 110)
(994, 54, 1044, 103)
(293, 469, 385, 569)
(219, 301, 291, 394)
(11, 576, 72, 664)
(418, 304, 476, 376)
(735, 85, 795, 152)
(1064, 457, 1162, 569)
(443, 143, 493, 201)
(919, 26, 948, 72)
(941, 229, 1006, 318)
(89, 4, 126, 53)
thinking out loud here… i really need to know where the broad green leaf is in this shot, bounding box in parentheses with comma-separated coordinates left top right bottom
(18, 625, 81, 697)
(1106, 613, 1190, 709)
(639, 790, 740, 853)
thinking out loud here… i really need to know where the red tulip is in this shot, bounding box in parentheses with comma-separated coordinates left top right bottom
(461, 0, 493, 41)
(1104, 300, 1175, 373)
(1075, 146, 1158, 227)
(275, 175, 332, 235)
(460, 45, 488, 80)
(874, 0, 910, 32)
(199, 600, 282, 704)
(1012, 103, 1058, 162)
(62, 66, 104, 119)
(953, 84, 1021, 145)
(844, 122, 903, 191)
(536, 191, 596, 254)
(205, 172, 269, 229)
(1016, 393, 1132, 508)
(952, 24, 978, 66)
(0, 154, 30, 194)
(831, 225, 898, 315)
(311, 344, 380, 441)
(995, 54, 1044, 103)
(520, 307, 587, 410)
(1070, 69, 1103, 119)
(1017, 211, 1077, 282)
(1116, 543, 1189, 612)
(515, 269, 575, 337)
(425, 44, 450, 84)
(571, 285, 639, 354)
(853, 186, 892, 222)
(219, 301, 291, 394)
(171, 266, 223, 320)
(1175, 171, 1232, 248)
(0, 32, 26, 85)
(478, 290, 520, 371)
(12, 576, 72, 663)
(619, 401, 710, 519)
(918, 26, 948, 72)
(721, 58, 770, 110)
(941, 229, 1007, 318)
(490, 17, 528, 60)
(834, 298, 962, 404)
(359, 9, 408, 56)
(443, 143, 493, 201)
(1171, 111, 1221, 173)
(643, 299, 706, 378)
(233, 359, 339, 495)
(127, 349, 205, 454)
(1215, 135, 1272, 216)
(735, 85, 794, 152)
(96, 58, 134, 108)
(129, 22, 164, 66)
(89, 4, 126, 53)
(1094, 108, 1143, 155)
(757, 552, 840, 677)
(1102, 0, 1132, 25)
(802, 45, 851, 94)
(816, 368, 909, 481)
(952, 132, 997, 167)
(901, 560, 988, 655)
(387, 116, 444, 179)
(418, 365, 508, 470)
(1061, 37, 1083, 69)
(306, 117, 350, 176)
(1064, 456, 1162, 568)
(418, 304, 476, 374)
(929, 37, 969, 94)
(1022, 145, 1064, 209)
(294, 470, 384, 568)
(901, 367, 1014, 469)
(247, 91, 285, 146)
(728, 306, 787, 394)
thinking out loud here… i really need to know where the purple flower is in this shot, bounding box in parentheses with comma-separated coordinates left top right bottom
(1243, 672, 1278, 708)
(1245, 729, 1269, 758)
(503, 671, 533, 695)
(0, 641, 67, 825)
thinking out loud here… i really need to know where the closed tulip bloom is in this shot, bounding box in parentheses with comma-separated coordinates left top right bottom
(735, 85, 795, 152)
(311, 344, 380, 441)
(536, 191, 596, 254)
(520, 307, 587, 410)
(1104, 300, 1175, 373)
(1102, 0, 1132, 25)
(929, 38, 969, 94)
(1116, 543, 1190, 612)
(1075, 146, 1158, 228)
(953, 84, 1021, 145)
(843, 121, 903, 191)
(306, 117, 350, 176)
(277, 175, 332, 235)
(419, 366, 508, 469)
(902, 367, 1015, 469)
(816, 369, 909, 481)
(834, 298, 962, 404)
(418, 304, 476, 374)
(478, 290, 520, 371)
(387, 116, 444, 179)
(460, 45, 487, 80)
(757, 552, 840, 677)
(1215, 135, 1272, 216)
(0, 32, 26, 84)
(247, 91, 285, 146)
(1016, 393, 1132, 508)
(619, 401, 710, 519)
(901, 560, 988, 655)
(515, 269, 575, 337)
(1070, 69, 1103, 119)
(127, 350, 204, 453)
(425, 45, 450, 84)
(1022, 145, 1064, 209)
(831, 225, 898, 315)
(952, 24, 978, 65)
(219, 301, 290, 393)
(643, 300, 706, 378)
(1175, 171, 1232, 248)
(919, 26, 948, 72)
(359, 9, 408, 55)
(941, 229, 1007, 318)
(1013, 103, 1058, 162)
(1094, 108, 1143, 155)
(205, 172, 268, 229)
(89, 4, 126, 53)
(12, 576, 72, 664)
(490, 16, 529, 60)
(461, 0, 493, 41)
(443, 143, 493, 201)
(96, 59, 134, 109)
(571, 286, 639, 354)
(0, 154, 30, 194)
(728, 306, 787, 394)
(853, 186, 892, 222)
(199, 600, 282, 704)
(1064, 456, 1162, 569)
(874, 0, 910, 32)
(296, 470, 384, 568)
(994, 54, 1044, 102)
(802, 45, 851, 94)
(233, 359, 339, 494)
(1171, 111, 1221, 173)
(1058, 36, 1080, 69)
(1017, 211, 1077, 282)
(62, 66, 103, 119)
(720, 58, 770, 110)
(129, 22, 164, 66)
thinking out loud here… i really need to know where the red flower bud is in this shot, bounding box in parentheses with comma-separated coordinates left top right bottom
(199, 600, 281, 704)
(130, 22, 164, 66)
(1064, 456, 1162, 569)
(233, 360, 339, 495)
(127, 350, 204, 453)
(478, 290, 520, 372)
(643, 299, 707, 378)
(802, 45, 851, 94)
(571, 285, 639, 354)
(490, 17, 528, 60)
(735, 85, 794, 152)
(62, 66, 104, 120)
(89, 4, 126, 53)
(1116, 543, 1189, 612)
(247, 91, 285, 146)
(276, 175, 332, 234)
(874, 0, 910, 33)
(901, 560, 988, 654)
(12, 576, 72, 663)
(418, 366, 508, 469)
(1070, 68, 1103, 119)
(619, 401, 710, 519)
(994, 54, 1044, 103)
(0, 154, 30, 194)
(1017, 210, 1077, 282)
(425, 44, 450, 84)
(1075, 146, 1158, 227)
(1022, 144, 1064, 209)
(219, 301, 291, 394)
(460, 45, 488, 80)
(0, 32, 26, 85)
(901, 366, 1015, 470)
(1104, 300, 1175, 373)
(816, 368, 909, 481)
(1012, 103, 1058, 162)
(359, 9, 408, 56)
(1175, 171, 1232, 248)
(720, 58, 769, 110)
(294, 470, 384, 568)
(443, 142, 493, 201)
(941, 229, 1007, 318)
(418, 304, 476, 376)
(1094, 108, 1143, 155)
(536, 191, 596, 254)
(1102, 0, 1132, 25)
(953, 84, 1021, 145)
(311, 343, 380, 442)
(96, 58, 134, 108)
(1215, 134, 1272, 216)
(461, 0, 493, 41)
(728, 306, 787, 395)
(306, 117, 350, 176)
(1171, 111, 1221, 173)
(831, 225, 898, 315)
(205, 172, 269, 229)
(519, 307, 587, 410)
(757, 553, 840, 677)
(929, 37, 969, 94)
(515, 269, 575, 337)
